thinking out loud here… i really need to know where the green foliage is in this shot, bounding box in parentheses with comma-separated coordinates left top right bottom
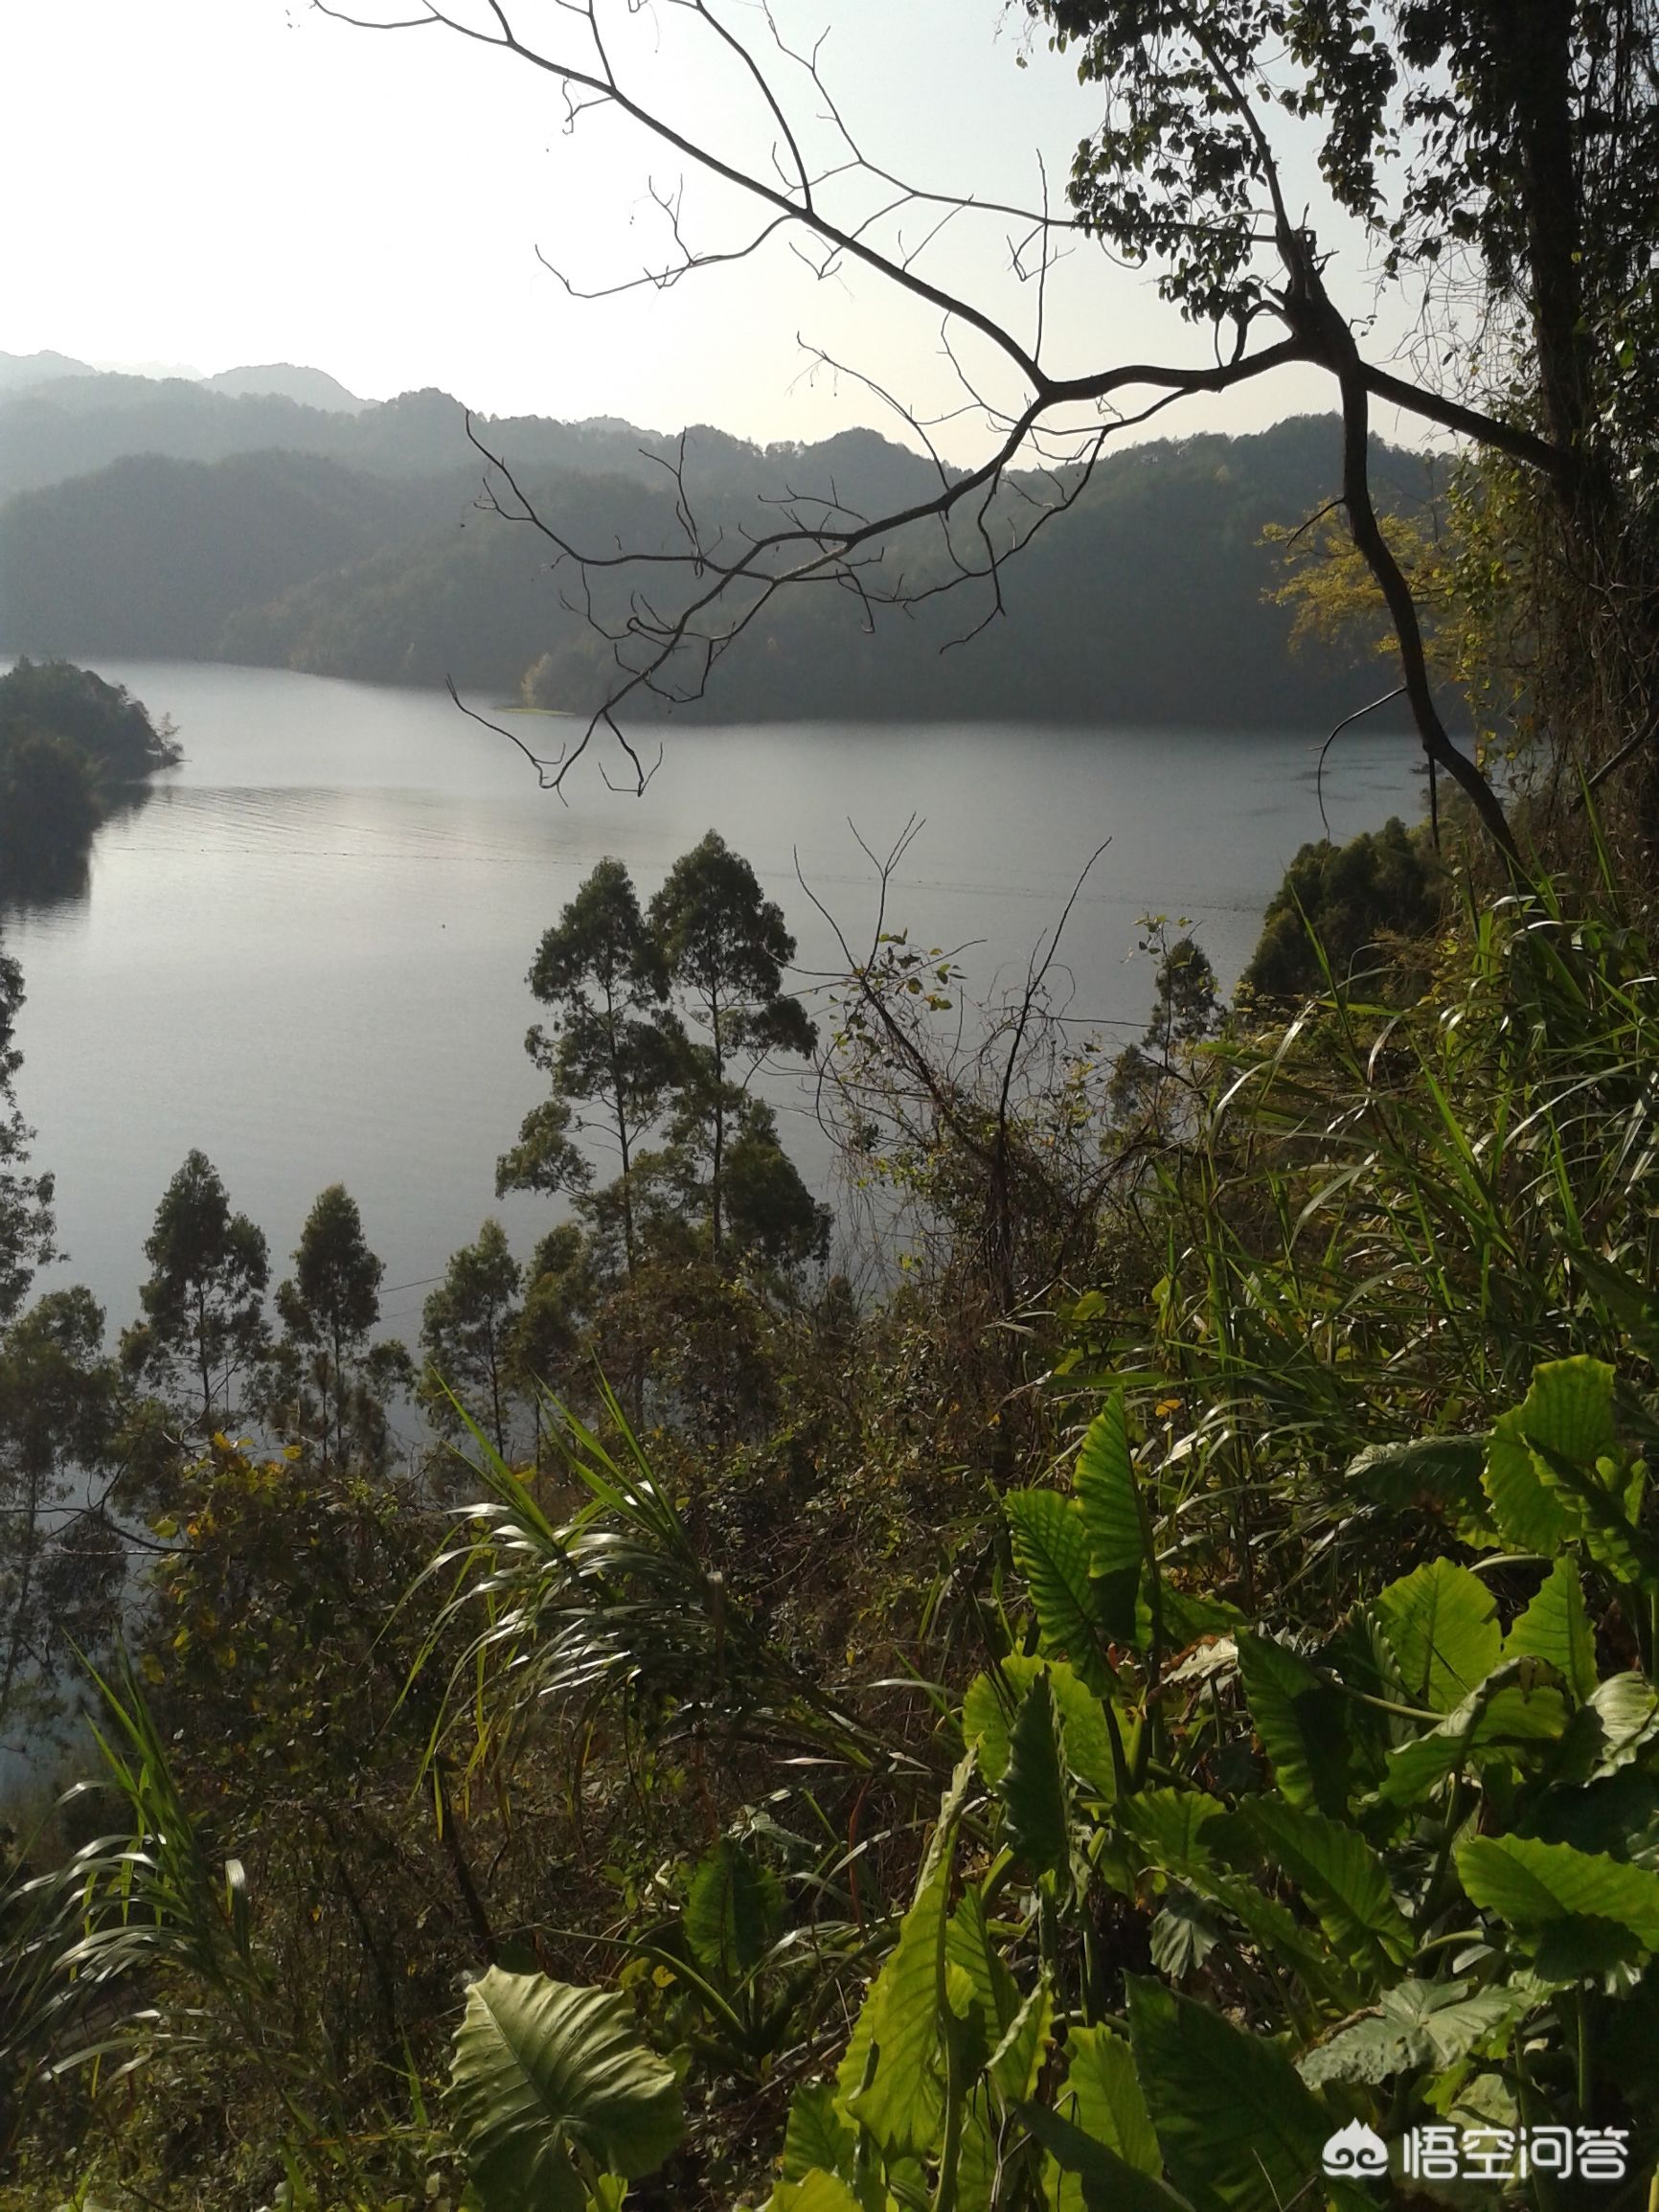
(446, 1969, 683, 2212)
(0, 940, 54, 1328)
(121, 1150, 270, 1436)
(263, 1185, 409, 1472)
(0, 1287, 125, 1745)
(420, 1218, 526, 1456)
(0, 658, 178, 781)
(0, 734, 97, 877)
(19, 870, 1659, 2212)
(683, 1839, 785, 1985)
(725, 1351, 1659, 2212)
(0, 414, 1419, 731)
(1241, 818, 1443, 1001)
(0, 660, 178, 900)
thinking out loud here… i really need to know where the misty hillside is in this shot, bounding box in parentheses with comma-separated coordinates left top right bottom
(0, 349, 98, 394)
(0, 372, 678, 497)
(0, 360, 1436, 728)
(200, 364, 369, 413)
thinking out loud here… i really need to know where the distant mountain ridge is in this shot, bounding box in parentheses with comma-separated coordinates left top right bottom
(200, 363, 368, 413)
(0, 354, 1442, 731)
(0, 353, 366, 413)
(0, 349, 98, 394)
(0, 364, 673, 499)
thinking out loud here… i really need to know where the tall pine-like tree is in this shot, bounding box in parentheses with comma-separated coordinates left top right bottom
(122, 1152, 269, 1437)
(648, 832, 816, 1261)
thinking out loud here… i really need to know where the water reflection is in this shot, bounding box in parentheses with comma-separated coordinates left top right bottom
(0, 785, 155, 916)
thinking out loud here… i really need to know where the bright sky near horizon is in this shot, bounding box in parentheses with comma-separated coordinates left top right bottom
(2, 0, 1418, 458)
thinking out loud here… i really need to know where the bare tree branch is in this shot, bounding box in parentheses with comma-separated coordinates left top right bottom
(308, 0, 1559, 847)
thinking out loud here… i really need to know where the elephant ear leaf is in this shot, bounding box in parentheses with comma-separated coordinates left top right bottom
(782, 2085, 857, 2182)
(1239, 1801, 1413, 1984)
(1006, 1488, 1112, 1692)
(1074, 1392, 1146, 1640)
(1236, 1633, 1352, 1816)
(1374, 1558, 1501, 1714)
(448, 1969, 683, 2212)
(685, 1838, 784, 1981)
(838, 1854, 951, 2154)
(1002, 1673, 1072, 1880)
(1456, 1835, 1659, 1953)
(1125, 1978, 1361, 2212)
(1483, 1357, 1636, 1562)
(766, 2173, 865, 2212)
(1505, 1559, 1599, 1701)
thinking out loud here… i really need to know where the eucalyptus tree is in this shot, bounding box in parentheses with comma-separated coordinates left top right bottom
(505, 856, 683, 1275)
(648, 832, 816, 1262)
(0, 1287, 124, 1754)
(122, 1151, 270, 1439)
(263, 1184, 411, 1471)
(420, 1218, 526, 1459)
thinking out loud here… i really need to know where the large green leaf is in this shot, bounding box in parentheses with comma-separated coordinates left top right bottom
(962, 1658, 1118, 1797)
(767, 2172, 865, 2212)
(1216, 1880, 1363, 2011)
(1505, 1559, 1599, 1701)
(1485, 1422, 1579, 1554)
(1483, 1357, 1622, 1559)
(1074, 1393, 1142, 1573)
(684, 1838, 784, 1982)
(1240, 1801, 1413, 1985)
(957, 2091, 999, 2212)
(1457, 1834, 1659, 1949)
(1148, 1893, 1223, 1979)
(1298, 1978, 1531, 2087)
(1002, 1674, 1072, 1880)
(1376, 1658, 1568, 1804)
(1052, 2023, 1161, 2180)
(1557, 1672, 1659, 1783)
(1125, 1978, 1350, 2212)
(1375, 1558, 1502, 1714)
(1074, 1393, 1146, 1640)
(1026, 2103, 1193, 2212)
(1510, 1357, 1619, 1465)
(945, 1887, 1022, 2047)
(1531, 1446, 1654, 1587)
(1235, 1633, 1352, 1816)
(783, 2085, 857, 2183)
(839, 1854, 950, 2153)
(1121, 1789, 1224, 1880)
(1006, 1490, 1111, 1693)
(1347, 1434, 1492, 1537)
(447, 1970, 683, 2212)
(989, 1978, 1055, 2106)
(1118, 1790, 1361, 2001)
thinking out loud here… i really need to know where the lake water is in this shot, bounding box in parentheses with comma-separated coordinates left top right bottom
(4, 660, 1429, 1341)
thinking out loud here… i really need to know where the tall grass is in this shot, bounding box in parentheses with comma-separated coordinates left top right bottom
(1120, 870, 1659, 1622)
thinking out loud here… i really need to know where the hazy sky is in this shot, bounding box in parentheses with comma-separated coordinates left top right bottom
(3, 0, 1416, 457)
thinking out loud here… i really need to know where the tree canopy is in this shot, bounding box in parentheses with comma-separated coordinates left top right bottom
(122, 1152, 271, 1438)
(0, 659, 179, 782)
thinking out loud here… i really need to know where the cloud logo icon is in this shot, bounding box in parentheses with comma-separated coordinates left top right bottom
(1323, 2121, 1390, 2178)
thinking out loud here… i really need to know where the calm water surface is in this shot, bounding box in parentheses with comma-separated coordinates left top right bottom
(6, 660, 1428, 1336)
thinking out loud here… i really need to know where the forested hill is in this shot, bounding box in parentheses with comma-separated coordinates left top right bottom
(0, 372, 678, 498)
(0, 370, 1435, 727)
